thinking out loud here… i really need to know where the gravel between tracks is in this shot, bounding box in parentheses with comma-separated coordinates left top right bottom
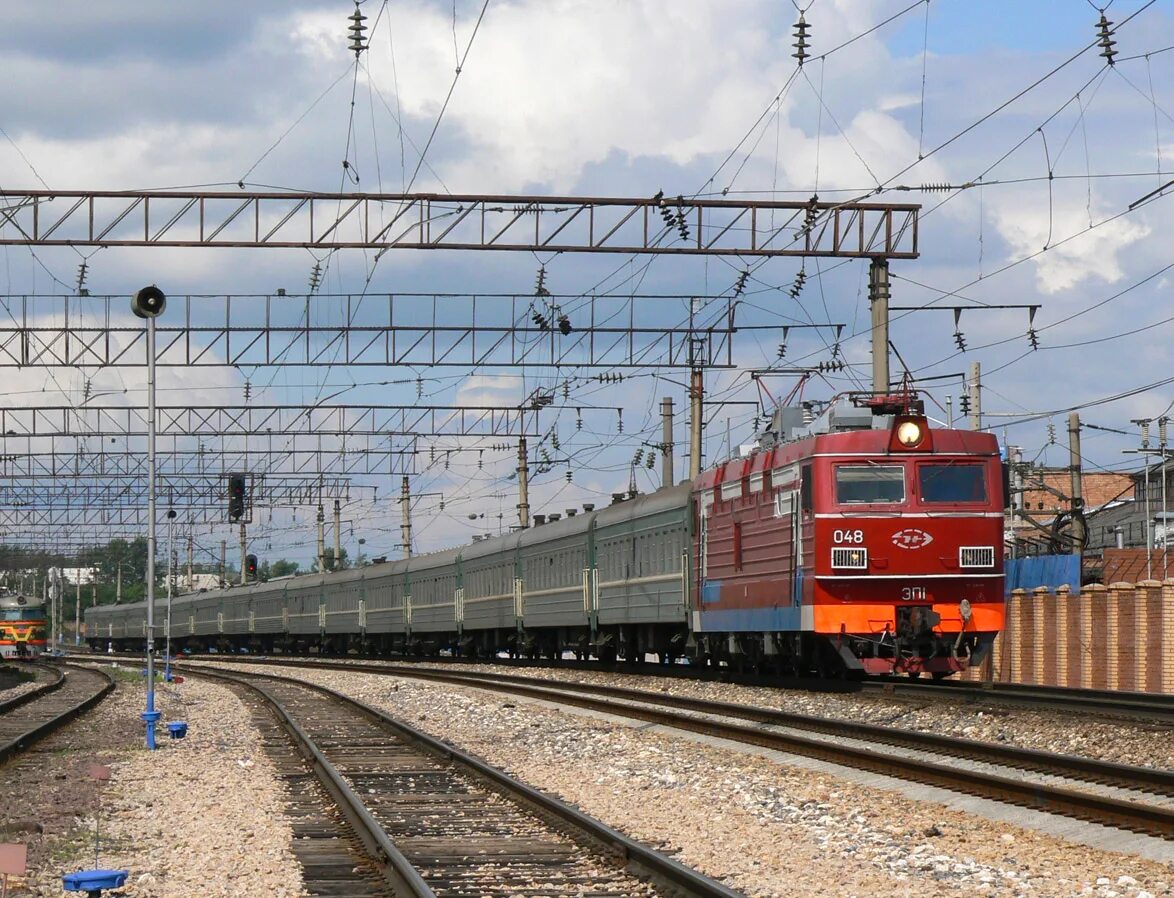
(0, 678, 44, 704)
(1, 666, 306, 898)
(302, 658, 1174, 772)
(203, 661, 1171, 898)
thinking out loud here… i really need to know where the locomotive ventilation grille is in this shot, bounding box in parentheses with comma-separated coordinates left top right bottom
(959, 546, 995, 568)
(831, 547, 869, 569)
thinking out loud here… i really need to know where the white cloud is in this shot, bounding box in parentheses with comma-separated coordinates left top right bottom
(455, 373, 520, 407)
(988, 193, 1150, 295)
(289, 0, 919, 193)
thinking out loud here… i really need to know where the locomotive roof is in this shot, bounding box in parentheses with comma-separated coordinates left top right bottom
(695, 422, 1000, 492)
(0, 592, 40, 609)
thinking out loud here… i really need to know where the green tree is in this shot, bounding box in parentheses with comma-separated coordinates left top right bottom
(309, 548, 348, 572)
(270, 559, 300, 578)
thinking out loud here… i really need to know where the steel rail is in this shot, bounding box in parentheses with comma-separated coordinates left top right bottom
(863, 678, 1174, 722)
(0, 663, 113, 766)
(369, 664, 1174, 798)
(189, 666, 436, 898)
(0, 662, 64, 715)
(187, 657, 1174, 840)
(183, 663, 747, 898)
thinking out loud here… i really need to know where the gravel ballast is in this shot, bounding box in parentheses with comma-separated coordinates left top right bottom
(401, 661, 1174, 772)
(200, 661, 1171, 898)
(1, 666, 306, 898)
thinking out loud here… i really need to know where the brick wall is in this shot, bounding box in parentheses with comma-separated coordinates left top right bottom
(960, 580, 1174, 693)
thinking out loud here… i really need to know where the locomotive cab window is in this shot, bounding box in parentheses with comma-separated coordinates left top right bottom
(834, 464, 905, 504)
(918, 462, 987, 503)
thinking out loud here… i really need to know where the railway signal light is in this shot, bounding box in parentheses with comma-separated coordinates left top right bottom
(245, 554, 257, 580)
(228, 474, 246, 521)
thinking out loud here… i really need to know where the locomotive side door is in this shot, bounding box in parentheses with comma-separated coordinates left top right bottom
(772, 463, 802, 607)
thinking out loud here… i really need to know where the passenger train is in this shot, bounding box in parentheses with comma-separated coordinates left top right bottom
(86, 393, 1007, 677)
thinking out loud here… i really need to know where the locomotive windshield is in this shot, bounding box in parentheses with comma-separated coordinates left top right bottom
(1, 608, 42, 621)
(918, 462, 987, 502)
(834, 464, 905, 503)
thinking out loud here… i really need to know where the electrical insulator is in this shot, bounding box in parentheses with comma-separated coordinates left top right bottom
(429, 445, 436, 463)
(531, 309, 549, 330)
(416, 375, 423, 398)
(777, 342, 787, 359)
(1097, 13, 1117, 65)
(733, 270, 749, 297)
(444, 451, 451, 470)
(558, 315, 572, 335)
(551, 433, 560, 450)
(565, 469, 573, 483)
(954, 331, 967, 351)
(439, 498, 445, 511)
(646, 451, 655, 469)
(347, 3, 368, 57)
(535, 265, 550, 297)
(634, 448, 644, 464)
(799, 198, 819, 238)
(1027, 328, 1040, 350)
(478, 450, 484, 470)
(617, 412, 624, 433)
(576, 410, 583, 431)
(243, 380, 252, 402)
(308, 261, 323, 293)
(76, 260, 88, 293)
(788, 269, 807, 299)
(83, 379, 92, 401)
(1141, 420, 1151, 448)
(793, 13, 811, 66)
(1161, 418, 1169, 446)
(562, 381, 570, 399)
(959, 395, 971, 416)
(1047, 422, 1056, 445)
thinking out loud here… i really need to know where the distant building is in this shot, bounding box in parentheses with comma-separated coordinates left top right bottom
(1011, 467, 1134, 557)
(61, 567, 97, 585)
(1018, 469, 1133, 517)
(176, 572, 223, 593)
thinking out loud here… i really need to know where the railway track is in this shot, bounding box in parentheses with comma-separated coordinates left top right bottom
(192, 665, 746, 898)
(185, 657, 1174, 842)
(85, 650, 1174, 721)
(0, 662, 64, 715)
(0, 664, 114, 765)
(864, 677, 1174, 722)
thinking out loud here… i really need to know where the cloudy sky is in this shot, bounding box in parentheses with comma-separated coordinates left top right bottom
(1, 0, 1172, 563)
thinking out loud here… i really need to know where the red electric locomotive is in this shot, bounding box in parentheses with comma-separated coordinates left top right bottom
(692, 392, 1005, 677)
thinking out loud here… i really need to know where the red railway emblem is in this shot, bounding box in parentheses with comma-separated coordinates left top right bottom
(891, 528, 933, 549)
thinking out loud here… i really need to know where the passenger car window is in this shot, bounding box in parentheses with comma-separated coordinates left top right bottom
(919, 463, 987, 502)
(834, 465, 905, 503)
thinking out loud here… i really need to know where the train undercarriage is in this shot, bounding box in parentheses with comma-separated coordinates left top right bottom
(93, 619, 994, 680)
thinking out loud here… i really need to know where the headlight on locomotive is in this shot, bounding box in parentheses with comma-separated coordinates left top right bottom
(896, 420, 923, 447)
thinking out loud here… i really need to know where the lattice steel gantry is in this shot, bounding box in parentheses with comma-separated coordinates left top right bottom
(0, 404, 548, 438)
(0, 293, 763, 369)
(0, 190, 919, 257)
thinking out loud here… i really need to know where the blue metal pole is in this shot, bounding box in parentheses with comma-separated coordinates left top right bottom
(142, 313, 160, 749)
(165, 512, 173, 682)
